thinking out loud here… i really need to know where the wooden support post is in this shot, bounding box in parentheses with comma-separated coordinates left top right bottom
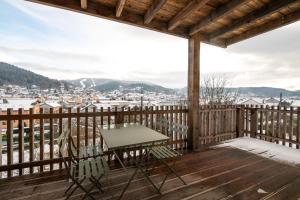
(188, 33, 200, 150)
(250, 107, 258, 138)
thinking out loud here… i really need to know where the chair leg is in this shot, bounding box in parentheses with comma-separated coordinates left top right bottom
(158, 169, 172, 191)
(138, 165, 161, 194)
(161, 159, 186, 185)
(65, 181, 75, 194)
(90, 175, 104, 193)
(118, 167, 139, 200)
(66, 179, 92, 200)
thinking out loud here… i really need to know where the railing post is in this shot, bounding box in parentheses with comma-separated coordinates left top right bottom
(236, 105, 245, 138)
(18, 108, 24, 175)
(297, 107, 300, 149)
(7, 108, 13, 177)
(115, 107, 124, 124)
(0, 108, 2, 178)
(250, 106, 258, 138)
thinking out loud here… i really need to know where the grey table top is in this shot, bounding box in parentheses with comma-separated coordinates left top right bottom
(99, 124, 169, 150)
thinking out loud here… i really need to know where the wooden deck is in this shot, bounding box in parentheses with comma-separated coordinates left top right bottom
(1, 147, 300, 200)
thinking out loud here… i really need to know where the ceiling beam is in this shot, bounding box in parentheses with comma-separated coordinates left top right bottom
(168, 0, 210, 31)
(189, 0, 251, 35)
(80, 0, 87, 9)
(116, 0, 126, 17)
(144, 0, 167, 24)
(209, 0, 299, 40)
(226, 9, 300, 46)
(26, 0, 191, 39)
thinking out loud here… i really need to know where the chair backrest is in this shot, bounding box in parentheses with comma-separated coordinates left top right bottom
(156, 116, 188, 137)
(58, 128, 70, 156)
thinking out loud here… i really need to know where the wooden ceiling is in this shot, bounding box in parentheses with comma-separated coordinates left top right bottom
(27, 0, 300, 48)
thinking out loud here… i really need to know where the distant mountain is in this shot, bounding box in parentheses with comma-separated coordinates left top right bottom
(180, 86, 300, 97)
(69, 78, 177, 94)
(232, 87, 300, 97)
(0, 62, 68, 89)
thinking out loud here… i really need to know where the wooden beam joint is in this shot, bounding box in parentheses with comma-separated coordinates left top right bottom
(168, 0, 209, 31)
(144, 0, 167, 24)
(189, 0, 251, 35)
(116, 0, 126, 17)
(80, 0, 87, 9)
(209, 0, 299, 40)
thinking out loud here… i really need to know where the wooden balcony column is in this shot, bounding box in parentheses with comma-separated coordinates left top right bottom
(187, 33, 201, 150)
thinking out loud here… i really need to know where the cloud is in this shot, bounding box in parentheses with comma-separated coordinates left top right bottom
(128, 70, 187, 88)
(1, 0, 300, 90)
(11, 62, 107, 79)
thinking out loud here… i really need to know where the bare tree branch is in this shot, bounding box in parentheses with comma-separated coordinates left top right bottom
(201, 74, 239, 105)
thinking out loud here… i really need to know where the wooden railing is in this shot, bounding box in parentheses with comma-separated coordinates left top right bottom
(198, 105, 239, 146)
(0, 106, 188, 178)
(244, 105, 300, 148)
(4, 104, 297, 179)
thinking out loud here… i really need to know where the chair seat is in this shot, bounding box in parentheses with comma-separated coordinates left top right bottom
(70, 157, 109, 181)
(149, 146, 181, 160)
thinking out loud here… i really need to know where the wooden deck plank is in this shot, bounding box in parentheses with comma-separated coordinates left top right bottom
(186, 162, 289, 200)
(230, 166, 300, 200)
(141, 159, 270, 200)
(0, 148, 227, 192)
(3, 148, 242, 200)
(105, 154, 265, 200)
(262, 175, 300, 199)
(1, 147, 300, 200)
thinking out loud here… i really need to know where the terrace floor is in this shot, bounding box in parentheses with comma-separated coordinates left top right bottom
(1, 147, 300, 200)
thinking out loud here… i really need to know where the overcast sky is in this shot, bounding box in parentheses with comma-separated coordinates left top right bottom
(1, 0, 300, 89)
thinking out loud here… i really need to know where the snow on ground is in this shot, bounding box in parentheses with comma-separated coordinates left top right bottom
(91, 78, 96, 87)
(80, 78, 87, 89)
(216, 137, 300, 166)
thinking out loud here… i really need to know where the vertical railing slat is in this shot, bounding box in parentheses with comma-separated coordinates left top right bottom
(77, 107, 80, 155)
(289, 107, 293, 147)
(271, 106, 275, 143)
(29, 108, 34, 174)
(18, 108, 24, 175)
(0, 108, 2, 178)
(297, 107, 300, 149)
(93, 107, 96, 146)
(49, 108, 54, 171)
(276, 106, 281, 144)
(150, 106, 154, 129)
(282, 107, 287, 146)
(7, 108, 13, 177)
(59, 108, 63, 169)
(84, 108, 88, 146)
(100, 107, 104, 152)
(265, 106, 269, 142)
(39, 108, 44, 172)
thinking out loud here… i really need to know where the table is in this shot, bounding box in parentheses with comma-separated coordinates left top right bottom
(99, 123, 170, 199)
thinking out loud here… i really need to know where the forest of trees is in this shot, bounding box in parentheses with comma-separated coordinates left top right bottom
(0, 62, 67, 89)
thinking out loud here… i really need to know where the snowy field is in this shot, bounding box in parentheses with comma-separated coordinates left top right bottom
(216, 137, 300, 166)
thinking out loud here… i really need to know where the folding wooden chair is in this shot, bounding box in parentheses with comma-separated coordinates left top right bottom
(59, 129, 110, 200)
(148, 117, 187, 191)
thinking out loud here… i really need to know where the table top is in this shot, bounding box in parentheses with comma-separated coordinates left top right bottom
(99, 124, 169, 150)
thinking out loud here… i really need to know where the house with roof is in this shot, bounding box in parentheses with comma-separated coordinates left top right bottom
(240, 99, 262, 106)
(40, 101, 61, 113)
